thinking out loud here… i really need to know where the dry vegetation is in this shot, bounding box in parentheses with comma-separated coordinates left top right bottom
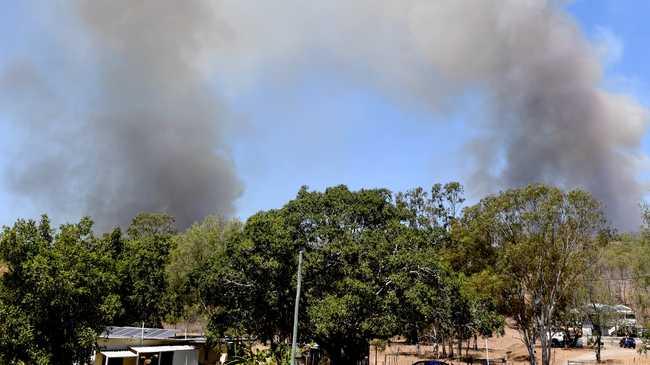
(370, 321, 650, 365)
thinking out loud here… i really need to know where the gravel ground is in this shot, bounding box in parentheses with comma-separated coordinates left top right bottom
(567, 345, 640, 362)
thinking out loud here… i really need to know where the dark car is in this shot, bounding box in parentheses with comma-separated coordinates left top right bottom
(620, 337, 636, 349)
(551, 337, 563, 348)
(412, 361, 450, 365)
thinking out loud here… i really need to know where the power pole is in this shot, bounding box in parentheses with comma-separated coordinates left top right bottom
(290, 250, 304, 365)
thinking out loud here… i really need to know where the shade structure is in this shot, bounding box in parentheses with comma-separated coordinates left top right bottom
(100, 350, 138, 358)
(130, 345, 196, 353)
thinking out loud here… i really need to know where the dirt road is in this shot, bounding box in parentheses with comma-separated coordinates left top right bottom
(567, 346, 643, 362)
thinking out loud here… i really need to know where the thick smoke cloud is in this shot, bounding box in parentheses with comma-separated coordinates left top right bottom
(210, 0, 647, 228)
(2, 0, 242, 230)
(2, 0, 648, 229)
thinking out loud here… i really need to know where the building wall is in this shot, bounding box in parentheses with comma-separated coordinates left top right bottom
(94, 354, 137, 365)
(95, 338, 216, 365)
(172, 350, 198, 365)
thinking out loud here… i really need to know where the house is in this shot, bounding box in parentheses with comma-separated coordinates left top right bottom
(94, 326, 221, 365)
(581, 304, 638, 337)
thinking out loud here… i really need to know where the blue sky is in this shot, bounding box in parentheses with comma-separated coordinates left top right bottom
(1, 1, 649, 227)
(230, 0, 650, 219)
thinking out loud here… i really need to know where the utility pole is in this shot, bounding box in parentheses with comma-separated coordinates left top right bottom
(290, 250, 304, 365)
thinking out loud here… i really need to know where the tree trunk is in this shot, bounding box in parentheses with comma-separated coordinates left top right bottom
(458, 329, 463, 360)
(327, 345, 352, 365)
(537, 313, 554, 365)
(522, 330, 537, 365)
(539, 325, 552, 365)
(434, 327, 440, 357)
(526, 341, 537, 365)
(449, 338, 454, 358)
(596, 333, 602, 363)
(474, 334, 478, 351)
(441, 335, 447, 358)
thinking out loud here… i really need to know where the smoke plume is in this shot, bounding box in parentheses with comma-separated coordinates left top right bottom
(2, 0, 648, 229)
(2, 1, 242, 230)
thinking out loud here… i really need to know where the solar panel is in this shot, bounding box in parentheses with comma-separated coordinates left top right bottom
(102, 326, 177, 339)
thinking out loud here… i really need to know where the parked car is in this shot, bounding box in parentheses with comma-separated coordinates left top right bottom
(620, 337, 636, 349)
(550, 332, 565, 348)
(550, 333, 583, 348)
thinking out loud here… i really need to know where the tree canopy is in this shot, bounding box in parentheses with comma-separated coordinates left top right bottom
(457, 185, 608, 365)
(0, 216, 120, 364)
(1, 183, 641, 365)
(194, 184, 502, 364)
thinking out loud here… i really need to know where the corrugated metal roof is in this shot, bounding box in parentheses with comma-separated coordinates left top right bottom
(101, 351, 138, 358)
(131, 345, 196, 353)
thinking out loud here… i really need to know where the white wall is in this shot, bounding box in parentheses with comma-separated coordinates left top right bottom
(172, 350, 198, 365)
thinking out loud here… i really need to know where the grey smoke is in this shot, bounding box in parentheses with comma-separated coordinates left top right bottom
(1, 0, 647, 230)
(2, 0, 242, 230)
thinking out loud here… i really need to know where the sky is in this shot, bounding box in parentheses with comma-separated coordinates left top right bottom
(1, 0, 650, 229)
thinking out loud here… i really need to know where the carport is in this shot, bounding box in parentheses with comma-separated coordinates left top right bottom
(130, 345, 198, 365)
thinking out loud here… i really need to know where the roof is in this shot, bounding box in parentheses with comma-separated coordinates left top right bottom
(100, 351, 137, 358)
(131, 345, 196, 353)
(101, 326, 177, 340)
(584, 303, 635, 314)
(613, 304, 633, 313)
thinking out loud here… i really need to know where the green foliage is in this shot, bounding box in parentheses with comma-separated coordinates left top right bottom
(461, 271, 505, 338)
(225, 345, 291, 365)
(167, 215, 242, 322)
(597, 232, 650, 327)
(458, 184, 607, 365)
(7, 182, 617, 365)
(199, 183, 502, 364)
(199, 207, 304, 363)
(0, 215, 120, 364)
(116, 212, 177, 327)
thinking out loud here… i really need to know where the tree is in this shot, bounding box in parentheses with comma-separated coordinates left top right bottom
(201, 184, 467, 364)
(0, 215, 121, 364)
(580, 235, 623, 362)
(461, 270, 505, 352)
(116, 212, 176, 327)
(167, 215, 242, 324)
(199, 208, 299, 357)
(460, 184, 607, 365)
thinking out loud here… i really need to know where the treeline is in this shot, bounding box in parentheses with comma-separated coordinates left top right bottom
(0, 183, 644, 365)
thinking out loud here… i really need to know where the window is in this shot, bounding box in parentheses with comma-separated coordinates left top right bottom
(108, 358, 124, 365)
(138, 353, 159, 365)
(160, 352, 174, 365)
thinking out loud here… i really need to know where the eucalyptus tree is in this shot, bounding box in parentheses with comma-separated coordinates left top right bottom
(460, 184, 607, 365)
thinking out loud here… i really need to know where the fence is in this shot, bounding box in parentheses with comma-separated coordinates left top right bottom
(568, 360, 650, 365)
(370, 343, 650, 365)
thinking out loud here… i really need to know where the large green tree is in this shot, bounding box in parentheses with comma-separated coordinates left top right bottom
(0, 216, 121, 364)
(167, 215, 242, 324)
(116, 212, 177, 327)
(199, 184, 494, 364)
(199, 208, 300, 354)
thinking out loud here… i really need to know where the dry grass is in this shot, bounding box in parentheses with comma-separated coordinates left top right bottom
(370, 323, 650, 365)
